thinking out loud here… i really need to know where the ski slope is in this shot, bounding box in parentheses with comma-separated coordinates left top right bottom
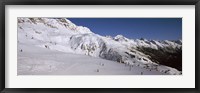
(18, 44, 168, 75)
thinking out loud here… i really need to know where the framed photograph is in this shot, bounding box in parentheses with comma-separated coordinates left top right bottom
(0, 0, 199, 92)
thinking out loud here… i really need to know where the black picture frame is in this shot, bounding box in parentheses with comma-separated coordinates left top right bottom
(0, 0, 200, 93)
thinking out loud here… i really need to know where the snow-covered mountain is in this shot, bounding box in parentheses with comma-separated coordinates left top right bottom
(17, 18, 182, 75)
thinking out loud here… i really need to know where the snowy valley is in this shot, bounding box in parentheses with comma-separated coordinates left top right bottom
(17, 18, 182, 75)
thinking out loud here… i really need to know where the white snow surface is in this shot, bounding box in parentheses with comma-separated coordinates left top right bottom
(17, 18, 182, 75)
(18, 44, 167, 75)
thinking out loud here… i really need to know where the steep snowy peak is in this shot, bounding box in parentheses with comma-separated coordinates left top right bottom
(173, 39, 182, 45)
(158, 40, 182, 49)
(140, 38, 149, 42)
(114, 35, 130, 42)
(69, 33, 106, 57)
(18, 18, 93, 34)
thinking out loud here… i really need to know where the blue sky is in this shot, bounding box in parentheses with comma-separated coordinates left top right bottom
(68, 18, 182, 40)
